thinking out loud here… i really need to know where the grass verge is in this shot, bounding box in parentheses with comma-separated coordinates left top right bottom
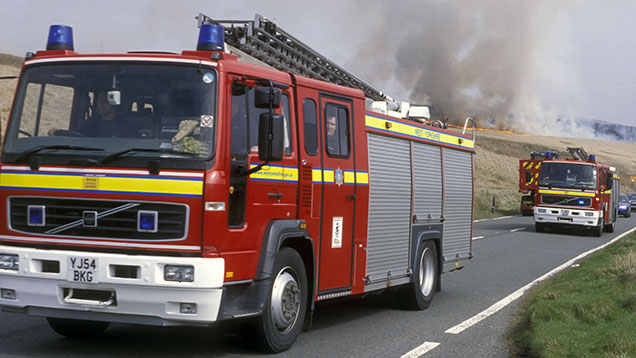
(509, 232, 636, 357)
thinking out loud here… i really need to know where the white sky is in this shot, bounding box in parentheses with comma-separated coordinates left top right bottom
(1, 0, 635, 127)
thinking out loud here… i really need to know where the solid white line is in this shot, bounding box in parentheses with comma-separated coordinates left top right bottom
(492, 215, 514, 221)
(472, 236, 485, 240)
(474, 214, 520, 223)
(401, 341, 441, 358)
(510, 228, 525, 232)
(445, 226, 636, 335)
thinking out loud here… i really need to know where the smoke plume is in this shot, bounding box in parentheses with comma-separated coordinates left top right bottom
(346, 1, 589, 136)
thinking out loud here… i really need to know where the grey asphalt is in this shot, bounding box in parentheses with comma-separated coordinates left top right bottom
(1, 214, 635, 357)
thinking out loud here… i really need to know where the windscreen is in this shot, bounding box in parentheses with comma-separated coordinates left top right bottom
(3, 62, 217, 169)
(538, 162, 597, 190)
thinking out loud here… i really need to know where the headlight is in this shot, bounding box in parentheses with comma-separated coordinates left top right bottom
(164, 265, 194, 282)
(585, 212, 595, 217)
(538, 208, 546, 213)
(0, 254, 19, 270)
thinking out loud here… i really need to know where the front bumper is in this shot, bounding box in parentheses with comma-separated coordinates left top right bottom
(534, 206, 600, 227)
(0, 245, 224, 326)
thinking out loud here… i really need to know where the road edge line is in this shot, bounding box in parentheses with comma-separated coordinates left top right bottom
(445, 226, 636, 335)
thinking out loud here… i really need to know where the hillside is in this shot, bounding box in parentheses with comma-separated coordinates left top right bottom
(0, 54, 21, 134)
(1, 53, 635, 218)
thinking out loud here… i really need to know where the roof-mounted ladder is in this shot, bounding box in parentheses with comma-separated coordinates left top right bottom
(567, 147, 589, 161)
(196, 13, 391, 102)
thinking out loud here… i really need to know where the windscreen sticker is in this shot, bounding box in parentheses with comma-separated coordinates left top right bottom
(200, 115, 214, 128)
(202, 72, 214, 84)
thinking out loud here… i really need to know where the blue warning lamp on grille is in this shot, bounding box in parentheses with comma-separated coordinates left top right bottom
(197, 24, 224, 51)
(46, 25, 74, 51)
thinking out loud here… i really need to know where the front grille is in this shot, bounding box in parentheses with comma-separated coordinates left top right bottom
(541, 195, 592, 207)
(9, 197, 187, 240)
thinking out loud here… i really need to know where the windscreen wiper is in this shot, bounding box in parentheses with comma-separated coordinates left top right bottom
(98, 148, 201, 165)
(15, 145, 104, 162)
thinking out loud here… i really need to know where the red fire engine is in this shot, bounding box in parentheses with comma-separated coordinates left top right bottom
(533, 148, 619, 237)
(0, 15, 475, 352)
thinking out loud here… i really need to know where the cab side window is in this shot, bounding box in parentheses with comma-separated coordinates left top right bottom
(324, 103, 350, 157)
(303, 98, 318, 155)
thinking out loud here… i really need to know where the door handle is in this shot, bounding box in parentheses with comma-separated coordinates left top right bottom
(268, 192, 283, 199)
(346, 194, 357, 200)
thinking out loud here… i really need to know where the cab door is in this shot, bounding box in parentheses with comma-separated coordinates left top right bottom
(317, 96, 357, 292)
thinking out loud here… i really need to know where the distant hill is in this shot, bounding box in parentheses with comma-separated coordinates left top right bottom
(0, 53, 23, 68)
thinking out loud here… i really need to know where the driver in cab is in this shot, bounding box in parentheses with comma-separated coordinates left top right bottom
(49, 91, 138, 137)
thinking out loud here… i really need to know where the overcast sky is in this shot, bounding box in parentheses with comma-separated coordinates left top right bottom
(1, 0, 635, 130)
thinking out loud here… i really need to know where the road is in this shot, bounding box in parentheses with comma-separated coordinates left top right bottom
(2, 214, 636, 357)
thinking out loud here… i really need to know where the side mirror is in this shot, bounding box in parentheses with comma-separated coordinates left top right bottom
(258, 113, 284, 162)
(254, 87, 281, 109)
(525, 170, 532, 184)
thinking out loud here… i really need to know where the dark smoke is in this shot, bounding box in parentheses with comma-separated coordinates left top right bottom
(341, 1, 636, 139)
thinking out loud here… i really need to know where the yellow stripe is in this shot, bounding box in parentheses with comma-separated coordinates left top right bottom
(538, 189, 596, 197)
(344, 171, 355, 184)
(536, 162, 542, 169)
(323, 170, 335, 183)
(0, 173, 202, 196)
(249, 165, 298, 182)
(356, 172, 369, 184)
(312, 169, 322, 182)
(365, 115, 474, 149)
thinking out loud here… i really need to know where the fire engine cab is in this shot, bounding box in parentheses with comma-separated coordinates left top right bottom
(533, 148, 619, 237)
(0, 15, 475, 352)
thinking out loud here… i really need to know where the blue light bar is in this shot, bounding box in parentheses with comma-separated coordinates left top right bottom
(197, 24, 224, 51)
(46, 25, 74, 51)
(589, 154, 596, 162)
(545, 152, 553, 159)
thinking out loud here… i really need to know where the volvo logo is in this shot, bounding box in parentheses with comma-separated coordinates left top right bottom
(83, 211, 98, 227)
(560, 209, 569, 216)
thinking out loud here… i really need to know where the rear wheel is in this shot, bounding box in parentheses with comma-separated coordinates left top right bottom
(46, 317, 109, 338)
(402, 240, 438, 310)
(247, 248, 307, 353)
(604, 220, 616, 233)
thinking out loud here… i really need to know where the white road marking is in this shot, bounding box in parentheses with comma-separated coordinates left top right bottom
(510, 228, 525, 232)
(474, 214, 519, 223)
(445, 226, 636, 335)
(472, 236, 485, 240)
(401, 341, 441, 358)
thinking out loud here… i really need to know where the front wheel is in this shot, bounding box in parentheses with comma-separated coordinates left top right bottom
(604, 220, 616, 233)
(247, 248, 307, 353)
(402, 240, 438, 310)
(46, 317, 109, 338)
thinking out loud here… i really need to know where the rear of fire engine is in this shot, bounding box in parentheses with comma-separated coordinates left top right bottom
(533, 152, 618, 237)
(0, 17, 475, 352)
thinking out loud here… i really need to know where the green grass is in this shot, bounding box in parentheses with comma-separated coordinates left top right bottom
(509, 233, 636, 357)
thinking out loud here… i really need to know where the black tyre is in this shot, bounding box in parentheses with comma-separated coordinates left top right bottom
(592, 224, 602, 237)
(402, 240, 438, 310)
(248, 248, 307, 353)
(535, 222, 546, 233)
(604, 220, 615, 233)
(628, 211, 631, 218)
(46, 317, 109, 338)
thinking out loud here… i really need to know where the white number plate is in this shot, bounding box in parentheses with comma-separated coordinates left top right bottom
(67, 256, 98, 283)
